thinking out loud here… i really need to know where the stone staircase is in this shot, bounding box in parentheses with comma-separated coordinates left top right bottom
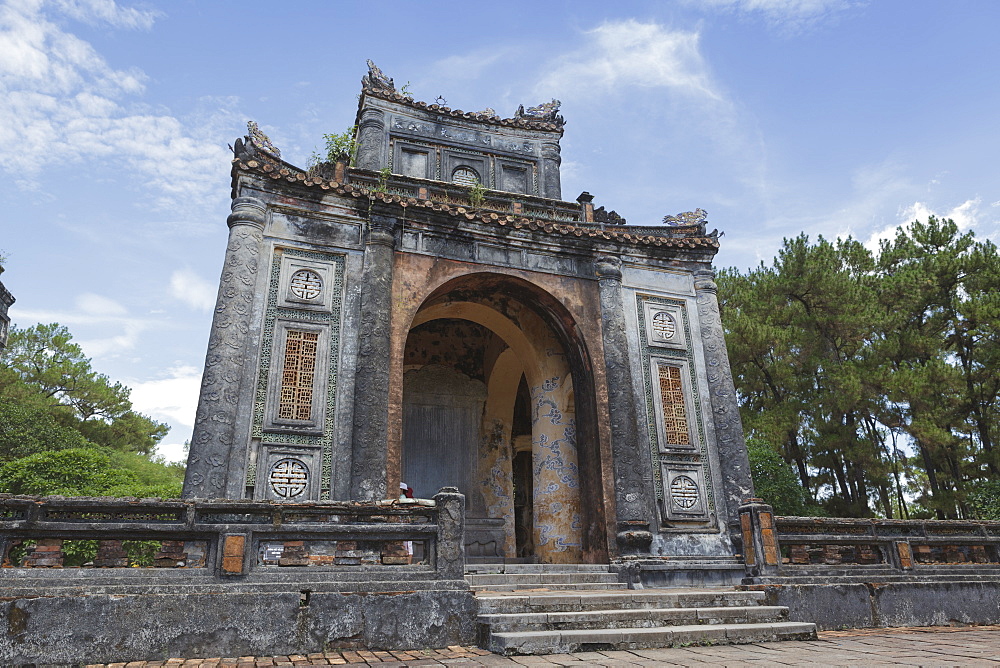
(467, 565, 817, 655)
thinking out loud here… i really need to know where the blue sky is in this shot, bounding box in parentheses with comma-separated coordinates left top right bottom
(2, 0, 998, 462)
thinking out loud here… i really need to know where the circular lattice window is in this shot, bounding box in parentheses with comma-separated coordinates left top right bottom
(670, 475, 699, 510)
(269, 458, 309, 499)
(651, 311, 676, 341)
(289, 269, 323, 300)
(452, 166, 480, 186)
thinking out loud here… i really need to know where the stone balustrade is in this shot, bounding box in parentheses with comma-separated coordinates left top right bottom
(0, 488, 466, 582)
(739, 498, 1000, 577)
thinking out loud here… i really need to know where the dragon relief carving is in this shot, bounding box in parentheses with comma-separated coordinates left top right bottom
(362, 59, 396, 95)
(246, 121, 281, 159)
(515, 99, 565, 125)
(662, 208, 708, 227)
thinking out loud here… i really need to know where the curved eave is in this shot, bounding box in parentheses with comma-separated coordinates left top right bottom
(231, 158, 720, 253)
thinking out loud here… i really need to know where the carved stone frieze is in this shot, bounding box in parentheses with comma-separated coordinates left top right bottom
(184, 197, 266, 498)
(390, 116, 535, 155)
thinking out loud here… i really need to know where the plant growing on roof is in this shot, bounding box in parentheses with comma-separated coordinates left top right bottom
(373, 167, 391, 195)
(469, 179, 487, 210)
(307, 126, 358, 169)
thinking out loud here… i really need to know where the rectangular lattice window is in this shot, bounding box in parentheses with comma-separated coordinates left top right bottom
(657, 364, 691, 446)
(278, 330, 318, 420)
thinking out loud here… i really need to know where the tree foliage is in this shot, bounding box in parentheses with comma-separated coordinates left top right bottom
(721, 217, 1000, 519)
(0, 323, 167, 455)
(746, 439, 825, 516)
(0, 322, 181, 499)
(0, 448, 182, 498)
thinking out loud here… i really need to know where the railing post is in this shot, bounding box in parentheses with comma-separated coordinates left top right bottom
(739, 498, 780, 578)
(434, 487, 466, 580)
(220, 534, 248, 576)
(893, 541, 914, 571)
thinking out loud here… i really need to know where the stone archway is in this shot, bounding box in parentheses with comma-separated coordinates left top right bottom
(398, 274, 608, 564)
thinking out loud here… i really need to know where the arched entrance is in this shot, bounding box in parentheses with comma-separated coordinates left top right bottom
(398, 274, 608, 564)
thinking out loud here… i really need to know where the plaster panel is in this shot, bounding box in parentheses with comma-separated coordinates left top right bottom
(269, 211, 363, 248)
(248, 247, 346, 500)
(622, 265, 695, 296)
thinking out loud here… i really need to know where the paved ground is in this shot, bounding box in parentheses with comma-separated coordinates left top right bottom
(89, 626, 1000, 667)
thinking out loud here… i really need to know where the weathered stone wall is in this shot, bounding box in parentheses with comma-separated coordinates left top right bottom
(750, 582, 1000, 630)
(1, 589, 477, 664)
(0, 493, 473, 664)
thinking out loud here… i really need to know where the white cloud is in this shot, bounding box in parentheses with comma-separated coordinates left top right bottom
(76, 292, 127, 316)
(798, 159, 914, 247)
(54, 0, 160, 30)
(427, 46, 522, 84)
(11, 294, 154, 358)
(169, 268, 217, 311)
(0, 0, 237, 211)
(128, 364, 200, 429)
(534, 20, 720, 101)
(864, 197, 983, 253)
(693, 0, 860, 31)
(127, 364, 201, 463)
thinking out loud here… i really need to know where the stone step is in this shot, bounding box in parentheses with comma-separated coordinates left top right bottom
(486, 621, 817, 655)
(471, 582, 627, 592)
(467, 572, 621, 586)
(466, 563, 614, 574)
(480, 605, 789, 632)
(476, 588, 766, 614)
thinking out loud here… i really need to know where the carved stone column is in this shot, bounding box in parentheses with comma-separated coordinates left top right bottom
(596, 255, 653, 556)
(350, 214, 397, 500)
(694, 269, 754, 537)
(184, 197, 266, 499)
(540, 141, 562, 199)
(355, 107, 387, 171)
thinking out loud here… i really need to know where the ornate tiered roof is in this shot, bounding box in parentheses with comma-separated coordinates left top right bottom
(230, 60, 720, 253)
(230, 151, 719, 251)
(359, 59, 564, 132)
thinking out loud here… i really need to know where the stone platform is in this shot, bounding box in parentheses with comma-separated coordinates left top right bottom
(81, 626, 1000, 666)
